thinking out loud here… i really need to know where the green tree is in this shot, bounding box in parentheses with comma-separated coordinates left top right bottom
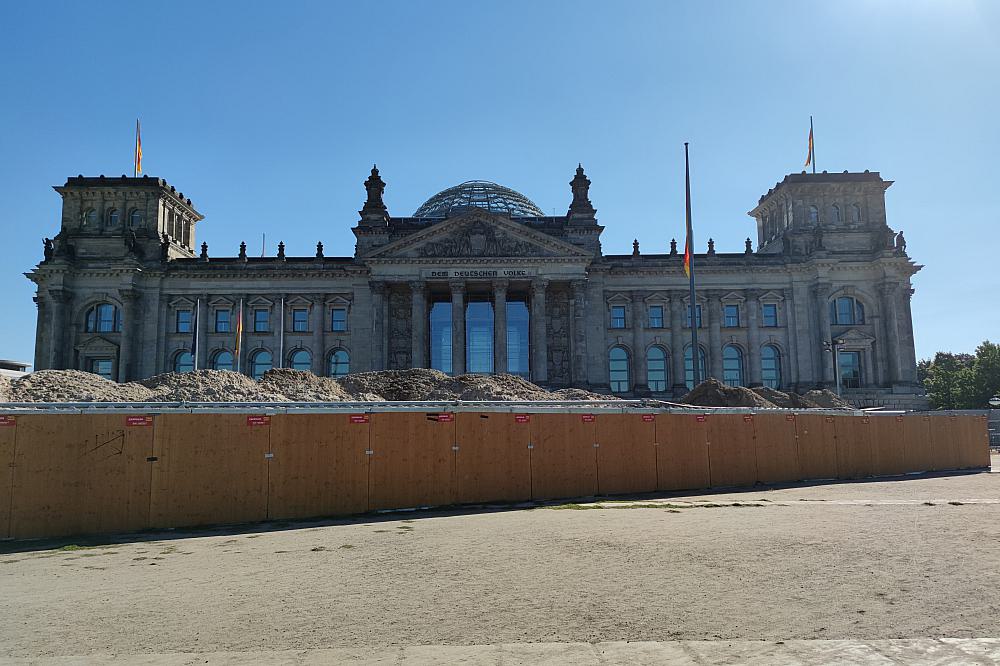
(921, 343, 999, 409)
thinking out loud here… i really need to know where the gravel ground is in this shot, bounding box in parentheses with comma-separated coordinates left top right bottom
(2, 459, 998, 659)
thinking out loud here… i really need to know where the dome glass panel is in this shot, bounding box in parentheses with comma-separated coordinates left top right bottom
(414, 180, 544, 218)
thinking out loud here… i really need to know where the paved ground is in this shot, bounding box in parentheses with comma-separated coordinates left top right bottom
(2, 456, 998, 664)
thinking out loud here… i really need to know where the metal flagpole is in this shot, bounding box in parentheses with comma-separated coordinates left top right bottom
(685, 142, 700, 385)
(810, 115, 816, 174)
(236, 298, 244, 373)
(192, 298, 200, 370)
(279, 297, 285, 368)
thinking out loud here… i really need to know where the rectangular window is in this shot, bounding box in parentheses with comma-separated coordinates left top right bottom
(839, 350, 862, 389)
(762, 303, 778, 327)
(331, 307, 348, 332)
(686, 304, 702, 328)
(253, 309, 269, 332)
(429, 301, 453, 374)
(214, 309, 230, 333)
(292, 308, 309, 332)
(648, 305, 664, 328)
(610, 305, 626, 329)
(724, 304, 740, 327)
(89, 358, 113, 380)
(176, 309, 192, 333)
(506, 300, 530, 379)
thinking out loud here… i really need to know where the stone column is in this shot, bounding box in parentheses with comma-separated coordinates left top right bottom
(118, 289, 140, 381)
(33, 295, 47, 371)
(493, 280, 508, 374)
(311, 294, 325, 375)
(450, 280, 466, 375)
(899, 287, 918, 384)
(410, 282, 427, 369)
(707, 291, 723, 381)
(530, 279, 548, 383)
(746, 289, 762, 386)
(370, 281, 387, 371)
(879, 282, 902, 385)
(783, 288, 800, 391)
(48, 288, 70, 370)
(631, 290, 647, 391)
(669, 291, 687, 393)
(195, 295, 208, 371)
(863, 345, 875, 389)
(570, 280, 588, 385)
(815, 283, 834, 387)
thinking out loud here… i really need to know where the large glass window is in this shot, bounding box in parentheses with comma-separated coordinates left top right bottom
(723, 345, 745, 386)
(429, 301, 453, 374)
(724, 304, 740, 327)
(250, 350, 272, 379)
(129, 210, 142, 228)
(289, 349, 311, 371)
(254, 309, 270, 332)
(174, 351, 194, 373)
(647, 346, 668, 392)
(292, 308, 309, 332)
(762, 303, 778, 327)
(212, 350, 234, 371)
(830, 297, 865, 325)
(609, 346, 630, 393)
(215, 309, 230, 333)
(761, 345, 781, 389)
(684, 346, 707, 389)
(83, 209, 97, 227)
(329, 349, 350, 377)
(107, 209, 120, 226)
(89, 358, 113, 379)
(466, 300, 494, 374)
(686, 304, 702, 328)
(176, 309, 192, 333)
(507, 300, 530, 378)
(839, 350, 862, 389)
(331, 307, 348, 332)
(610, 305, 626, 329)
(85, 303, 121, 332)
(648, 305, 664, 328)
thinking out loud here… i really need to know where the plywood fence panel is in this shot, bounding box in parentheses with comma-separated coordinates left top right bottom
(834, 416, 874, 479)
(267, 414, 369, 520)
(656, 414, 710, 491)
(928, 415, 961, 471)
(753, 414, 800, 484)
(595, 414, 657, 496)
(902, 415, 934, 473)
(794, 414, 839, 480)
(956, 414, 990, 469)
(370, 412, 455, 511)
(529, 413, 598, 500)
(10, 414, 154, 539)
(455, 413, 531, 504)
(706, 415, 757, 488)
(149, 413, 269, 529)
(870, 415, 908, 477)
(0, 415, 17, 539)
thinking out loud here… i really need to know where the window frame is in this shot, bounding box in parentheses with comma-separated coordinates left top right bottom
(610, 305, 627, 329)
(648, 304, 664, 329)
(253, 308, 270, 333)
(288, 348, 312, 371)
(330, 307, 348, 332)
(214, 309, 231, 333)
(646, 346, 668, 392)
(173, 351, 194, 373)
(175, 309, 193, 333)
(329, 349, 350, 377)
(249, 349, 273, 379)
(211, 350, 234, 371)
(723, 303, 741, 328)
(89, 358, 114, 380)
(291, 308, 309, 333)
(608, 345, 630, 393)
(685, 303, 703, 329)
(761, 302, 779, 328)
(761, 345, 781, 389)
(722, 345, 745, 386)
(838, 350, 863, 389)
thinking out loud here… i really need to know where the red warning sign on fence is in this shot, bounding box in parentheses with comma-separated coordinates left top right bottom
(641, 414, 655, 422)
(514, 414, 530, 423)
(432, 413, 454, 422)
(125, 415, 152, 427)
(695, 415, 707, 422)
(786, 414, 796, 421)
(743, 415, 753, 423)
(247, 415, 271, 426)
(0, 415, 14, 426)
(349, 414, 369, 424)
(896, 415, 904, 423)
(581, 414, 595, 423)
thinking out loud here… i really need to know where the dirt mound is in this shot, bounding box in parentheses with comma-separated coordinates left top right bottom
(259, 369, 353, 402)
(139, 370, 287, 402)
(0, 375, 11, 403)
(801, 388, 852, 409)
(9, 369, 154, 403)
(680, 378, 777, 408)
(751, 386, 824, 409)
(550, 387, 618, 401)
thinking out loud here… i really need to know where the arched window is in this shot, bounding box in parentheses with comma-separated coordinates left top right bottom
(107, 209, 120, 226)
(850, 204, 862, 223)
(328, 349, 350, 377)
(82, 209, 96, 227)
(174, 351, 194, 373)
(289, 349, 312, 372)
(684, 346, 707, 390)
(84, 303, 121, 332)
(830, 296, 865, 325)
(609, 346, 630, 393)
(831, 204, 841, 223)
(808, 205, 819, 224)
(646, 346, 668, 392)
(761, 345, 781, 389)
(785, 201, 793, 227)
(211, 350, 234, 371)
(250, 350, 272, 379)
(129, 210, 142, 228)
(723, 345, 745, 386)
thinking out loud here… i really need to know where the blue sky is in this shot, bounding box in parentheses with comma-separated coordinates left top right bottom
(1, 0, 997, 365)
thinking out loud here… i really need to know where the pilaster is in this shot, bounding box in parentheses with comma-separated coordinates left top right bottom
(494, 280, 508, 374)
(450, 281, 466, 375)
(531, 279, 548, 383)
(410, 282, 427, 369)
(746, 289, 762, 386)
(707, 291, 722, 381)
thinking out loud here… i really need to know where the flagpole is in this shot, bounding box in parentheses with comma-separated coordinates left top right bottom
(685, 142, 700, 385)
(810, 115, 816, 174)
(192, 298, 200, 371)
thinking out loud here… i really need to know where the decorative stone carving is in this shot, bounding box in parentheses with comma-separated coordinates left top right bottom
(412, 219, 556, 258)
(546, 287, 571, 385)
(388, 287, 412, 370)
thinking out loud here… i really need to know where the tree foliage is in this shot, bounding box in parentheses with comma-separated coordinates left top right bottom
(920, 342, 1000, 409)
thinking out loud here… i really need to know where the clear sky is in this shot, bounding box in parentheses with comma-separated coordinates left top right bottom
(1, 0, 997, 365)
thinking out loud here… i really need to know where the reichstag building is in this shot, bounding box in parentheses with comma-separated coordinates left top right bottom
(27, 165, 925, 407)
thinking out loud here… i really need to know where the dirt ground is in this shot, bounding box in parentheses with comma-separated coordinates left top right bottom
(1, 458, 998, 660)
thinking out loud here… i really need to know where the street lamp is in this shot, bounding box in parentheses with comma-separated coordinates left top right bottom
(989, 396, 1000, 408)
(823, 338, 846, 396)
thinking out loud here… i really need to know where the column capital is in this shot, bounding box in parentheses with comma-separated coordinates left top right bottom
(118, 288, 141, 302)
(409, 281, 426, 295)
(813, 282, 833, 298)
(369, 280, 388, 295)
(449, 279, 466, 294)
(878, 280, 901, 296)
(48, 288, 71, 303)
(570, 279, 587, 293)
(531, 278, 549, 295)
(493, 279, 509, 293)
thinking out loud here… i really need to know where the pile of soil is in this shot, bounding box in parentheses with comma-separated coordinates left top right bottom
(0, 375, 11, 403)
(259, 369, 356, 402)
(801, 388, 852, 409)
(139, 370, 288, 402)
(680, 378, 778, 408)
(6, 370, 156, 403)
(751, 386, 822, 409)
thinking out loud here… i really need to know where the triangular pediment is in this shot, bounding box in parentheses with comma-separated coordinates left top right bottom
(837, 328, 875, 343)
(365, 209, 591, 260)
(76, 335, 119, 352)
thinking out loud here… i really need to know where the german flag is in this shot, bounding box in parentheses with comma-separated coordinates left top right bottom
(683, 145, 693, 278)
(134, 119, 142, 176)
(804, 117, 814, 169)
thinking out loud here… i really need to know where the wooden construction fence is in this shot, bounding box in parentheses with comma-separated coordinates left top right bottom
(0, 409, 990, 541)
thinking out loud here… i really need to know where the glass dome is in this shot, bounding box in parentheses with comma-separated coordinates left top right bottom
(414, 180, 545, 218)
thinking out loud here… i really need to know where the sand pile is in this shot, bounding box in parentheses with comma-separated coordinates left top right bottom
(751, 386, 820, 409)
(139, 370, 288, 402)
(801, 388, 852, 409)
(259, 369, 355, 401)
(0, 375, 11, 403)
(680, 378, 777, 408)
(7, 370, 155, 403)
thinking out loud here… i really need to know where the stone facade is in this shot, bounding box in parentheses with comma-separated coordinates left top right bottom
(26, 166, 926, 408)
